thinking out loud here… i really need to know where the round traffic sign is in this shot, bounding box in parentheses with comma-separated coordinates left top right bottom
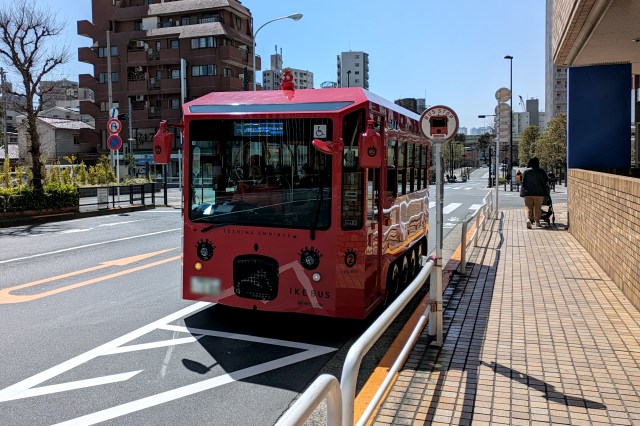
(419, 105, 459, 142)
(107, 134, 123, 150)
(107, 118, 122, 135)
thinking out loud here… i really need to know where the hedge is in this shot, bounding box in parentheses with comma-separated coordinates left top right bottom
(0, 183, 78, 212)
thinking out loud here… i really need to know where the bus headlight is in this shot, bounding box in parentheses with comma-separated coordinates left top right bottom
(312, 272, 321, 282)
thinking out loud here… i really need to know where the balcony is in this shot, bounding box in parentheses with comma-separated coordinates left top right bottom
(160, 48, 180, 63)
(127, 50, 148, 66)
(215, 76, 244, 92)
(78, 47, 97, 64)
(127, 79, 148, 94)
(77, 20, 99, 40)
(79, 100, 100, 117)
(160, 78, 180, 92)
(219, 45, 250, 68)
(79, 74, 99, 92)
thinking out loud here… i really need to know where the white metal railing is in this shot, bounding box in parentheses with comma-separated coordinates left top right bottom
(276, 256, 436, 426)
(275, 374, 342, 426)
(459, 192, 491, 275)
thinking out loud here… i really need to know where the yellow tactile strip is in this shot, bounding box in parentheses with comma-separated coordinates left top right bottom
(371, 205, 640, 425)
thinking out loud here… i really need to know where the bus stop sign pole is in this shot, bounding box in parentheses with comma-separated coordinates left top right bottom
(419, 105, 459, 347)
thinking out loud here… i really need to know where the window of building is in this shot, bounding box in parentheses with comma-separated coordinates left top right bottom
(355, 71, 360, 75)
(99, 101, 119, 112)
(355, 55, 360, 59)
(169, 99, 180, 109)
(98, 46, 118, 57)
(223, 67, 233, 77)
(355, 63, 360, 67)
(73, 135, 80, 145)
(191, 65, 216, 77)
(168, 39, 179, 49)
(98, 72, 119, 83)
(235, 16, 242, 29)
(170, 69, 180, 79)
(191, 36, 216, 49)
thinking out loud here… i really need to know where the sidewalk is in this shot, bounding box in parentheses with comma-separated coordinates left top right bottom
(371, 203, 640, 425)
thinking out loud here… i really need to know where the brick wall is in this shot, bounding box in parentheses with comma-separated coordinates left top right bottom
(569, 169, 640, 310)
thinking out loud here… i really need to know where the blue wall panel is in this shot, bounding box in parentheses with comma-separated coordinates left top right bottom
(567, 63, 631, 169)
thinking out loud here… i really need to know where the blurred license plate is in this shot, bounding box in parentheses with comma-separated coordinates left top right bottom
(190, 277, 221, 295)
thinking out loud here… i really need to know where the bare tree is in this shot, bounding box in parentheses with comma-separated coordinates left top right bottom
(0, 0, 70, 190)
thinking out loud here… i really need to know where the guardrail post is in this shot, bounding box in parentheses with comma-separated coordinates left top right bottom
(141, 184, 146, 206)
(474, 210, 481, 247)
(151, 183, 155, 205)
(460, 222, 468, 275)
(129, 185, 134, 205)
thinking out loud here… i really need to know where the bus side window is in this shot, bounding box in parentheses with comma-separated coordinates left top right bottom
(398, 142, 407, 195)
(408, 143, 415, 193)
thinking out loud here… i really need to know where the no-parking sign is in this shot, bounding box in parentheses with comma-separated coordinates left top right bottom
(107, 134, 122, 150)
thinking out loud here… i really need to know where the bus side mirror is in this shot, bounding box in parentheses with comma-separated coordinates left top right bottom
(359, 120, 382, 168)
(312, 139, 339, 155)
(153, 121, 173, 164)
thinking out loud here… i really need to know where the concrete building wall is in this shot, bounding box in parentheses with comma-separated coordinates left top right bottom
(337, 51, 369, 89)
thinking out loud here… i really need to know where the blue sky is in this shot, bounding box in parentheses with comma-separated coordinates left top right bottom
(41, 0, 545, 130)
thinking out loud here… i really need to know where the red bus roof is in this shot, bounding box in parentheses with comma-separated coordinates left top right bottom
(183, 88, 420, 121)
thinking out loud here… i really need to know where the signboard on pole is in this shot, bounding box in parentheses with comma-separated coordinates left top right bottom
(107, 118, 122, 135)
(419, 105, 459, 142)
(107, 134, 123, 151)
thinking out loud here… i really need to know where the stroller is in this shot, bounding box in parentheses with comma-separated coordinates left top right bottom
(540, 188, 555, 225)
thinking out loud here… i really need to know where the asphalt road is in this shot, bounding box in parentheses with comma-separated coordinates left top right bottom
(0, 169, 541, 425)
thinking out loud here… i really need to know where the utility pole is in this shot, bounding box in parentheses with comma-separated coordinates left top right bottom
(0, 67, 7, 159)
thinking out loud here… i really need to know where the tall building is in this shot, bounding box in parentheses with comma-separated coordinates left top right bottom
(337, 51, 369, 89)
(40, 79, 94, 110)
(77, 0, 254, 172)
(544, 0, 567, 128)
(261, 50, 314, 90)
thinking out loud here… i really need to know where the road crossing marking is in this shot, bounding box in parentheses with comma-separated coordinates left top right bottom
(442, 203, 462, 214)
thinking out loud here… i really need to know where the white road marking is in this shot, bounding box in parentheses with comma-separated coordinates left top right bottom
(0, 371, 143, 402)
(0, 228, 181, 265)
(103, 336, 203, 355)
(442, 203, 462, 214)
(0, 302, 210, 403)
(0, 301, 337, 425)
(98, 220, 142, 227)
(469, 204, 484, 211)
(60, 229, 92, 234)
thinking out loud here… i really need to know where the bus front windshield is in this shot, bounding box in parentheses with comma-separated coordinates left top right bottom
(189, 118, 332, 229)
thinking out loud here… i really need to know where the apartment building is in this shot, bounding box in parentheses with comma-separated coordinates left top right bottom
(261, 52, 314, 90)
(337, 51, 369, 89)
(77, 0, 255, 175)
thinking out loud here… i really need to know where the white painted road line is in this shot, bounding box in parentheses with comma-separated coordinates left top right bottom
(0, 228, 181, 265)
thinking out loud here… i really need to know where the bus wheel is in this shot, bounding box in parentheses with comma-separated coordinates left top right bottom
(414, 243, 423, 274)
(407, 249, 417, 278)
(399, 256, 410, 286)
(385, 263, 400, 305)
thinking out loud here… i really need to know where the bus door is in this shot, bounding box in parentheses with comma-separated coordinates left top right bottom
(363, 115, 386, 301)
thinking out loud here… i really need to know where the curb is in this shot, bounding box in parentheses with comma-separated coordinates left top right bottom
(0, 204, 156, 228)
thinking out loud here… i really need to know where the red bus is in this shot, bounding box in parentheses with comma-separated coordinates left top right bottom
(175, 88, 429, 319)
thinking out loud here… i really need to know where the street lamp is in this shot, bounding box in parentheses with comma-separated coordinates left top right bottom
(504, 55, 513, 191)
(347, 70, 351, 87)
(478, 114, 496, 187)
(0, 67, 7, 160)
(252, 13, 303, 91)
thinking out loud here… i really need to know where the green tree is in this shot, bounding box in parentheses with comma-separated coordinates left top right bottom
(536, 113, 566, 173)
(519, 125, 540, 167)
(0, 1, 70, 190)
(477, 132, 492, 165)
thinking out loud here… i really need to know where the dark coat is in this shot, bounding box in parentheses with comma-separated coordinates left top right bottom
(522, 167, 548, 196)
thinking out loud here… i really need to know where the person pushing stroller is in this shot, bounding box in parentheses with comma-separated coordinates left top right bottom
(520, 157, 549, 229)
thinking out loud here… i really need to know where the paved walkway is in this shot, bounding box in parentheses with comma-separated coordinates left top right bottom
(372, 203, 640, 425)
